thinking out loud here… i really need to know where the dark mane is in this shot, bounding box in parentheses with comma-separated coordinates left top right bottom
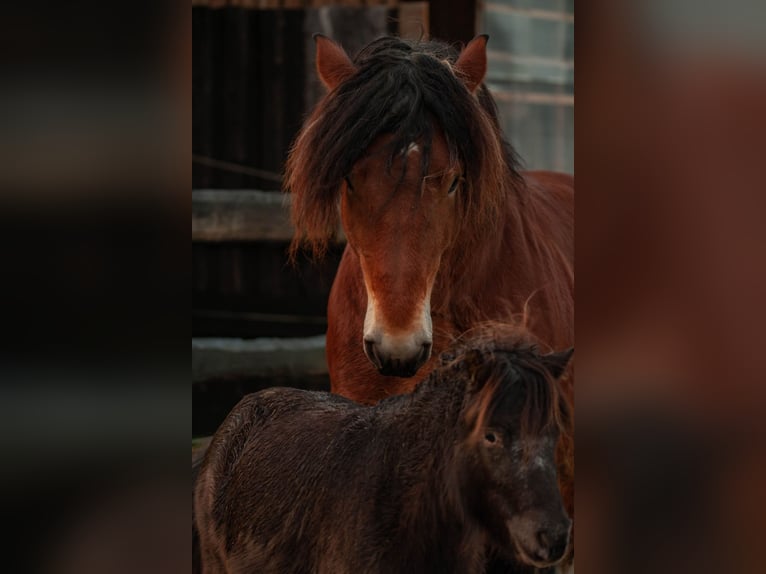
(479, 344, 570, 441)
(194, 326, 573, 573)
(434, 325, 571, 443)
(286, 36, 523, 257)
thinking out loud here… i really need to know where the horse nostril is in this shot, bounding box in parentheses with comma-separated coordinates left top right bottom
(419, 342, 432, 364)
(536, 525, 569, 561)
(364, 339, 382, 369)
(537, 529, 552, 549)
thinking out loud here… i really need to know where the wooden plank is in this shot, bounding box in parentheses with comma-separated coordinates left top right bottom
(221, 7, 249, 188)
(192, 189, 347, 242)
(481, 6, 573, 83)
(192, 189, 292, 241)
(483, 3, 574, 23)
(194, 308, 327, 326)
(429, 0, 475, 44)
(191, 0, 398, 8)
(192, 7, 214, 187)
(192, 335, 328, 383)
(490, 90, 573, 106)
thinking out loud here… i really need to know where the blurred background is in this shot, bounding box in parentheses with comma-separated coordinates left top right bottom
(2, 0, 764, 572)
(191, 0, 574, 439)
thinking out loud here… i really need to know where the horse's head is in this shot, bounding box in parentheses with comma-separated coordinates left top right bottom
(455, 343, 574, 568)
(341, 133, 459, 377)
(290, 35, 505, 377)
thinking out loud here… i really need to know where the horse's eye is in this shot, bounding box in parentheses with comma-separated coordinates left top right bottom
(484, 432, 497, 444)
(448, 176, 461, 195)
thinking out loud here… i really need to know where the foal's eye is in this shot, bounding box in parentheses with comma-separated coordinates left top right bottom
(448, 176, 461, 195)
(484, 432, 498, 445)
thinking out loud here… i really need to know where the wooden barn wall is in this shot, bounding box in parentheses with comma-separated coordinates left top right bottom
(191, 1, 575, 434)
(192, 5, 399, 339)
(191, 1, 575, 343)
(192, 7, 305, 189)
(481, 0, 574, 174)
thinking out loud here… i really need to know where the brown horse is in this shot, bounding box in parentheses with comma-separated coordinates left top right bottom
(286, 34, 574, 566)
(194, 329, 573, 574)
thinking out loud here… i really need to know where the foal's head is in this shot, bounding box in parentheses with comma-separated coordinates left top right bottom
(448, 341, 573, 568)
(287, 36, 514, 377)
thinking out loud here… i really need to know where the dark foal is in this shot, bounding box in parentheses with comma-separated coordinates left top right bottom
(194, 337, 572, 574)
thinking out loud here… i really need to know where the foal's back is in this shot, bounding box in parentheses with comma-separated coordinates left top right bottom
(194, 388, 390, 574)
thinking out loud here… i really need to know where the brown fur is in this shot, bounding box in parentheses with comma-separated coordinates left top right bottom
(193, 330, 572, 574)
(285, 35, 575, 567)
(455, 35, 490, 93)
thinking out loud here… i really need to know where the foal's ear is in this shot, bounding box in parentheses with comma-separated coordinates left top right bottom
(314, 34, 357, 91)
(540, 347, 574, 380)
(454, 34, 489, 93)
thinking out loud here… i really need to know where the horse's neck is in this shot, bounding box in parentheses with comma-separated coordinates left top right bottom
(436, 182, 525, 314)
(373, 381, 486, 571)
(436, 177, 573, 347)
(381, 377, 463, 454)
(385, 378, 469, 510)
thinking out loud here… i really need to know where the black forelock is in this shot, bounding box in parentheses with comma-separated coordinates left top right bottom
(308, 37, 505, 194)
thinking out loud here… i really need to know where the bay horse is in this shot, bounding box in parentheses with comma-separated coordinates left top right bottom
(285, 33, 575, 564)
(194, 330, 573, 574)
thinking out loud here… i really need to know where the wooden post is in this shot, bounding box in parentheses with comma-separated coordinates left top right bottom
(398, 1, 429, 40)
(428, 0, 476, 44)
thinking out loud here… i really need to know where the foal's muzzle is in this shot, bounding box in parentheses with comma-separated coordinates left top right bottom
(511, 513, 572, 568)
(532, 519, 572, 565)
(363, 337, 432, 378)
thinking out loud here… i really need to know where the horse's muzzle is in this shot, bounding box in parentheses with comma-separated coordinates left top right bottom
(510, 514, 572, 568)
(364, 338, 432, 378)
(533, 520, 571, 565)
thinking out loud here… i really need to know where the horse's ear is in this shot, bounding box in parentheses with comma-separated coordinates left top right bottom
(314, 34, 356, 91)
(454, 34, 489, 93)
(541, 347, 574, 380)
